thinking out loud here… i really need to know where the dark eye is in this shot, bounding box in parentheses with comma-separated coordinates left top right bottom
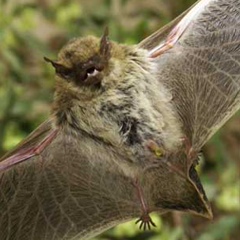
(57, 67, 74, 79)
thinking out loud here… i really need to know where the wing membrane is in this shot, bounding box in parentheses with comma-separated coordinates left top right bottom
(140, 0, 240, 150)
(0, 119, 58, 172)
(0, 128, 140, 240)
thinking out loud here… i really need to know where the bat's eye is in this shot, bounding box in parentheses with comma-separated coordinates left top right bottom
(57, 68, 74, 79)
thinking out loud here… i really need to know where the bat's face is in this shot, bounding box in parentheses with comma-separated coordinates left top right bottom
(47, 33, 183, 172)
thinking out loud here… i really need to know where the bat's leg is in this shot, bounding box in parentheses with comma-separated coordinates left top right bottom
(133, 179, 156, 230)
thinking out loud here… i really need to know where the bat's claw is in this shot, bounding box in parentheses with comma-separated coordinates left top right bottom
(135, 213, 156, 230)
(146, 140, 165, 158)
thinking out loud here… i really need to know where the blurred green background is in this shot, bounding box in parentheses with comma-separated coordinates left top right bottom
(0, 0, 239, 239)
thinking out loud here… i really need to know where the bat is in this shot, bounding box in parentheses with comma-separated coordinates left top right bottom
(0, 0, 239, 239)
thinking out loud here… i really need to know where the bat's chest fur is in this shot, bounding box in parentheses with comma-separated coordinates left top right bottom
(95, 63, 183, 163)
(99, 87, 162, 148)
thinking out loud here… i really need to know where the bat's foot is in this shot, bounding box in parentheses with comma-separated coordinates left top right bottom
(133, 179, 156, 230)
(135, 213, 156, 230)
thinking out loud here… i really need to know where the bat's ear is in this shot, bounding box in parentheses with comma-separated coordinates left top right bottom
(146, 158, 212, 219)
(44, 57, 63, 70)
(44, 57, 73, 80)
(100, 27, 111, 61)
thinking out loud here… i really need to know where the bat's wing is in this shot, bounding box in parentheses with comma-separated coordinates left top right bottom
(140, 0, 240, 150)
(0, 120, 141, 240)
(0, 119, 58, 171)
(0, 122, 209, 240)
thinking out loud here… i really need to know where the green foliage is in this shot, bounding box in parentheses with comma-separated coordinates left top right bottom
(0, 0, 239, 239)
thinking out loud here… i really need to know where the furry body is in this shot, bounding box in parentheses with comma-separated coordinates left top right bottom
(52, 37, 183, 176)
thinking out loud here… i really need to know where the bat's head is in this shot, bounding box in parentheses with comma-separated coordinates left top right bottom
(44, 28, 113, 90)
(46, 29, 159, 109)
